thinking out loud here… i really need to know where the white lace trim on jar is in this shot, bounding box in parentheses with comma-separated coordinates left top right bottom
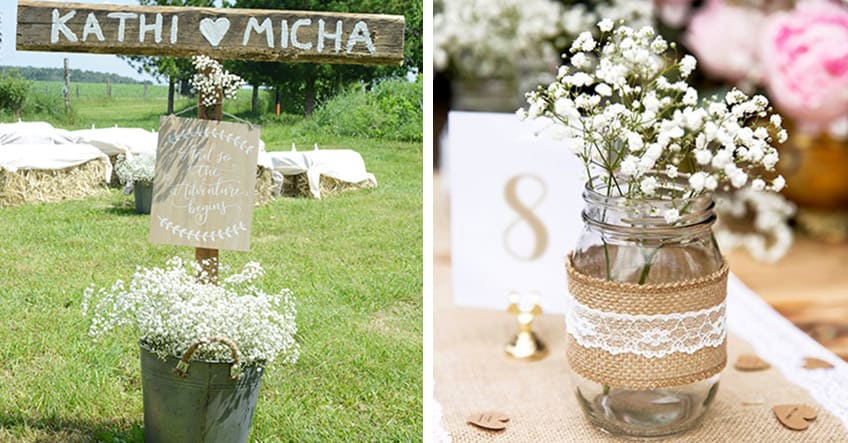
(566, 297, 726, 358)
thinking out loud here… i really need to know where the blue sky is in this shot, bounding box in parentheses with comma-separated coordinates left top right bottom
(2, 0, 222, 82)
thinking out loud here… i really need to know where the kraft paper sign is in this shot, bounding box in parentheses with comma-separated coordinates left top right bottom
(446, 111, 585, 314)
(149, 116, 260, 252)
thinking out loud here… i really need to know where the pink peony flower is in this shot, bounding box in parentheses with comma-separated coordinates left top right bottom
(685, 0, 766, 84)
(761, 1, 848, 136)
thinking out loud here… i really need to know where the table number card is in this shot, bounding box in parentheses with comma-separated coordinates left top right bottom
(446, 112, 585, 313)
(149, 116, 260, 252)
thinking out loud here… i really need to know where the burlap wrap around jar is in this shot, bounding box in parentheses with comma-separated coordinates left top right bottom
(566, 256, 729, 390)
(567, 185, 726, 438)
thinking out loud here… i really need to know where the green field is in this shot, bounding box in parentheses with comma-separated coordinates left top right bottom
(0, 85, 422, 441)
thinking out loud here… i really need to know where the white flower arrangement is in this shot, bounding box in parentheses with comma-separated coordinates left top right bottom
(82, 257, 299, 367)
(715, 188, 796, 263)
(114, 152, 156, 185)
(433, 0, 566, 80)
(519, 22, 787, 222)
(190, 56, 246, 108)
(434, 0, 654, 81)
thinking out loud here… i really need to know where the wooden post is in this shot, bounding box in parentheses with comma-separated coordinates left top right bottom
(195, 61, 223, 284)
(106, 79, 111, 97)
(63, 57, 71, 112)
(143, 83, 148, 99)
(76, 84, 80, 98)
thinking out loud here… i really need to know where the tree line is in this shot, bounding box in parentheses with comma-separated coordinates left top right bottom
(0, 66, 146, 85)
(125, 0, 423, 116)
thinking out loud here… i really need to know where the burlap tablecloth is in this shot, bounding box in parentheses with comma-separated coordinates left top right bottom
(434, 261, 848, 442)
(434, 172, 847, 442)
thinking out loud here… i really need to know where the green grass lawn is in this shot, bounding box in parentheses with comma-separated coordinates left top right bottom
(0, 94, 422, 441)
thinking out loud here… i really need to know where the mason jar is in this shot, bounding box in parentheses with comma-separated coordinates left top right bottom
(566, 182, 727, 439)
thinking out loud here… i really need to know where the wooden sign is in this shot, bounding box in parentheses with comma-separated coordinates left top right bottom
(16, 0, 405, 65)
(149, 116, 260, 252)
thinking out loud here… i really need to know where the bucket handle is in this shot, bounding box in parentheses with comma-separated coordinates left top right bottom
(173, 336, 244, 381)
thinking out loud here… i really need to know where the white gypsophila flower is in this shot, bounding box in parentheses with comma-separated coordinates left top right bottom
(626, 131, 644, 152)
(679, 55, 697, 77)
(190, 56, 246, 107)
(598, 18, 614, 32)
(595, 83, 613, 97)
(695, 149, 712, 165)
(715, 187, 795, 262)
(665, 164, 678, 178)
(663, 208, 680, 223)
(115, 152, 156, 184)
(770, 175, 786, 192)
(82, 258, 299, 366)
(640, 176, 658, 195)
(519, 20, 786, 219)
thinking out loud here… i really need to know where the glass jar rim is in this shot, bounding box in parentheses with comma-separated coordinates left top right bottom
(581, 177, 716, 231)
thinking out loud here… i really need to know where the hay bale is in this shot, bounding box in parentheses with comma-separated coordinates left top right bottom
(282, 172, 375, 199)
(107, 154, 122, 187)
(0, 160, 109, 208)
(254, 165, 281, 206)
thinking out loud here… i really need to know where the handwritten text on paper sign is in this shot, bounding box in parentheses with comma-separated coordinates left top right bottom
(16, 1, 405, 65)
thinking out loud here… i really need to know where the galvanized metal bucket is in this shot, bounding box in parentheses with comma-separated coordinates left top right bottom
(139, 337, 264, 443)
(134, 181, 153, 214)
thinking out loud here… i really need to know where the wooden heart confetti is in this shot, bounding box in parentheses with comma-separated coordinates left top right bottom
(467, 411, 510, 431)
(773, 404, 817, 431)
(803, 357, 834, 369)
(734, 353, 770, 371)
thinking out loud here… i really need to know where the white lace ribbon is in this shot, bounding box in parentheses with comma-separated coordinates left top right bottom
(566, 296, 726, 358)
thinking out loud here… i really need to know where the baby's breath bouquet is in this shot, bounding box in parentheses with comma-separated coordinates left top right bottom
(82, 257, 299, 367)
(519, 19, 786, 222)
(434, 0, 565, 81)
(114, 152, 156, 185)
(190, 56, 245, 108)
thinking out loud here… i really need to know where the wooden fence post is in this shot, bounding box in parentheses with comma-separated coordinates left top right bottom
(63, 58, 71, 112)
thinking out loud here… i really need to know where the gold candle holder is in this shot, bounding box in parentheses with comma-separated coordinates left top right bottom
(504, 292, 548, 361)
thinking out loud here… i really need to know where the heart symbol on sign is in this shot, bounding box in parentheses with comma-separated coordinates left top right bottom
(773, 404, 817, 431)
(199, 18, 230, 48)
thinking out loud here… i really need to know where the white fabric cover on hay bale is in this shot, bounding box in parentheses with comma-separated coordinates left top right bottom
(72, 127, 158, 157)
(0, 121, 79, 145)
(262, 147, 377, 199)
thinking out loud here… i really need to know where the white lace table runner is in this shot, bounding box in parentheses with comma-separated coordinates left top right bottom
(726, 274, 848, 430)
